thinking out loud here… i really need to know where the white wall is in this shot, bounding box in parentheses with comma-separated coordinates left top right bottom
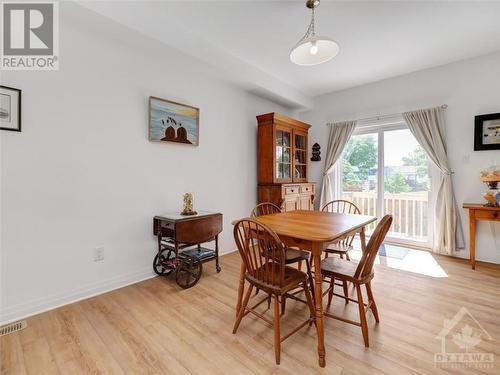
(300, 51, 500, 264)
(0, 4, 290, 324)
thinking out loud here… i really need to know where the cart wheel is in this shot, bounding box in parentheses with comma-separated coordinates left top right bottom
(176, 257, 202, 289)
(216, 265, 222, 273)
(153, 250, 175, 276)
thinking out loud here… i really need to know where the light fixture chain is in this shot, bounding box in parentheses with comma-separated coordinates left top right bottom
(311, 6, 315, 36)
(298, 4, 316, 44)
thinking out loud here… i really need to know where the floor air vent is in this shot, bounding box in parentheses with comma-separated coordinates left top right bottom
(0, 320, 27, 336)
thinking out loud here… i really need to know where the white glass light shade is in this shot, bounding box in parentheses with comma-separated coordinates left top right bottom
(290, 36, 339, 66)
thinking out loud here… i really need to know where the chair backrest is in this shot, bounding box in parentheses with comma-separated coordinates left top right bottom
(322, 200, 361, 215)
(354, 215, 393, 279)
(251, 202, 282, 218)
(233, 218, 286, 288)
(322, 200, 361, 246)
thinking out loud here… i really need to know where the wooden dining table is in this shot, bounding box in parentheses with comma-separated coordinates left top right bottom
(235, 210, 377, 367)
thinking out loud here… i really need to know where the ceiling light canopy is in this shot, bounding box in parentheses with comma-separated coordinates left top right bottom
(290, 0, 339, 66)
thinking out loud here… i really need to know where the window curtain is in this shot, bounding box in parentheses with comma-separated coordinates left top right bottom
(403, 107, 464, 255)
(320, 121, 357, 208)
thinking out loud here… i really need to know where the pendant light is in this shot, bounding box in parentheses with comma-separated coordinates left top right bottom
(290, 0, 339, 66)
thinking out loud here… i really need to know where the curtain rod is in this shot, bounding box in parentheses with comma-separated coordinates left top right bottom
(326, 104, 448, 125)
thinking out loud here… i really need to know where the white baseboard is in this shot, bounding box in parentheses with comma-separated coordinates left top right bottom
(0, 267, 156, 325)
(220, 247, 238, 256)
(0, 248, 239, 326)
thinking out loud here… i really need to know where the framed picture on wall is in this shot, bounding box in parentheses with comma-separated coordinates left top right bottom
(0, 85, 21, 132)
(149, 96, 199, 146)
(474, 113, 500, 151)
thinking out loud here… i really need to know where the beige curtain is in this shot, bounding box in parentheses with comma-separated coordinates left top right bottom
(320, 121, 356, 208)
(403, 107, 463, 254)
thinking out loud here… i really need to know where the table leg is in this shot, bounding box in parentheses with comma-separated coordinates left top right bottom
(236, 260, 246, 316)
(312, 243, 326, 367)
(469, 210, 476, 270)
(157, 230, 163, 257)
(215, 235, 221, 273)
(360, 227, 367, 252)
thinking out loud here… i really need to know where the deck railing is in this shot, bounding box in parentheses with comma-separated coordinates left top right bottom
(341, 191, 429, 241)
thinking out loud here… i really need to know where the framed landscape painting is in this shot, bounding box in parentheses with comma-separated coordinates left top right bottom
(149, 96, 199, 146)
(0, 85, 21, 132)
(474, 113, 500, 151)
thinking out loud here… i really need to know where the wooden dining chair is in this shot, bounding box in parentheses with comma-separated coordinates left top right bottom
(251, 202, 313, 313)
(321, 215, 393, 347)
(321, 200, 361, 261)
(251, 202, 311, 269)
(232, 218, 315, 365)
(321, 200, 362, 302)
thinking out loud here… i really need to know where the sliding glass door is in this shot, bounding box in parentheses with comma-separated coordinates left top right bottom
(383, 129, 431, 243)
(341, 133, 378, 232)
(340, 124, 433, 248)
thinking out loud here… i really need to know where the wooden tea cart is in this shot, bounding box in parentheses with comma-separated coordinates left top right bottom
(153, 211, 222, 288)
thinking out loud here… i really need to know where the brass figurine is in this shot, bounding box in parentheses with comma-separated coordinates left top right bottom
(181, 192, 197, 215)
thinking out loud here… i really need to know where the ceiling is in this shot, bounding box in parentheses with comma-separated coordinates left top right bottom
(78, 1, 500, 109)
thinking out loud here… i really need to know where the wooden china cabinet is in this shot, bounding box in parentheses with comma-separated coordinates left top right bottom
(257, 113, 316, 211)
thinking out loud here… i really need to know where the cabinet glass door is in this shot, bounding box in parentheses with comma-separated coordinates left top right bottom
(294, 132, 307, 180)
(276, 129, 291, 180)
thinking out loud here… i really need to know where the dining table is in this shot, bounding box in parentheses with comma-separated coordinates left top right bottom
(234, 209, 377, 368)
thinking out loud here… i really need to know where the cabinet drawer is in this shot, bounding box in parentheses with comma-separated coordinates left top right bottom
(475, 209, 500, 221)
(300, 184, 313, 194)
(153, 217, 175, 236)
(161, 221, 175, 230)
(284, 186, 299, 195)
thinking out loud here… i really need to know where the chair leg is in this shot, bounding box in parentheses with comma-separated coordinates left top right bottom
(342, 280, 349, 304)
(255, 288, 259, 296)
(339, 253, 344, 259)
(298, 259, 303, 271)
(346, 252, 350, 261)
(356, 284, 369, 347)
(267, 293, 271, 310)
(281, 295, 286, 315)
(305, 259, 315, 306)
(273, 294, 281, 365)
(303, 281, 316, 325)
(327, 278, 334, 309)
(366, 282, 379, 323)
(233, 284, 254, 334)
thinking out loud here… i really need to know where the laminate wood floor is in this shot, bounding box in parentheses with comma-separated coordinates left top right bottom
(1, 250, 499, 374)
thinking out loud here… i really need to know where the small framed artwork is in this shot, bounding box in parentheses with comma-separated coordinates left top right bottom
(149, 96, 199, 146)
(474, 113, 500, 151)
(0, 85, 21, 132)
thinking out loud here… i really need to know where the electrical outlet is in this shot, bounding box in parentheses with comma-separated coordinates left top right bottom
(93, 246, 104, 262)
